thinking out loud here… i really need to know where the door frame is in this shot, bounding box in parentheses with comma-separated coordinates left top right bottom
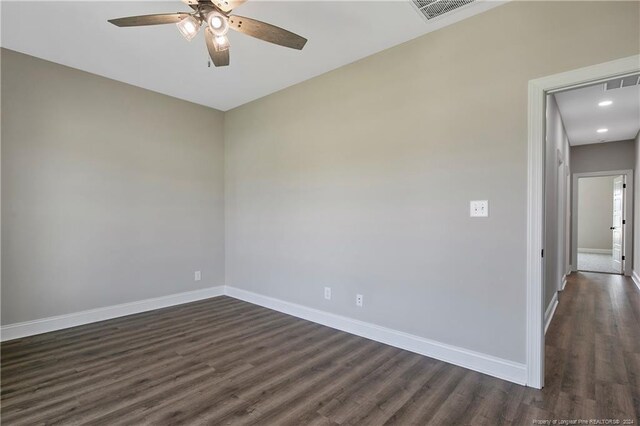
(571, 170, 633, 276)
(526, 54, 640, 389)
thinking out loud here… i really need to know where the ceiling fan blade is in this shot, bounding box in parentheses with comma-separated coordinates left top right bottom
(211, 0, 246, 13)
(205, 29, 230, 67)
(108, 13, 190, 27)
(228, 15, 307, 50)
(182, 0, 200, 12)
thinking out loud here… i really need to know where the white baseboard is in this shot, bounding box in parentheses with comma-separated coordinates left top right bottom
(1, 284, 528, 386)
(577, 248, 612, 254)
(561, 274, 568, 291)
(632, 270, 640, 292)
(544, 292, 559, 335)
(225, 286, 527, 386)
(0, 286, 225, 342)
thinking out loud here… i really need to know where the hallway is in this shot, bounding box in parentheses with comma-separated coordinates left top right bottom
(531, 272, 640, 422)
(577, 252, 620, 274)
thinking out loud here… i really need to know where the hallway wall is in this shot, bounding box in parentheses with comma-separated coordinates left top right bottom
(634, 131, 640, 275)
(544, 94, 571, 309)
(571, 140, 636, 174)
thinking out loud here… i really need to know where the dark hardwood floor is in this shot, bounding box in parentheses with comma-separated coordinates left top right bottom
(1, 272, 639, 425)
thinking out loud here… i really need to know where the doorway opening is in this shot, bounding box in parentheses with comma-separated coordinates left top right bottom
(526, 55, 640, 389)
(545, 72, 638, 383)
(575, 173, 628, 274)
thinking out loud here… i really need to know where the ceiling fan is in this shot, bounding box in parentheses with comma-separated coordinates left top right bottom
(108, 0, 307, 67)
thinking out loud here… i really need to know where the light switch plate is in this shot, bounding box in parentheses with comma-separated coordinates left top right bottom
(470, 200, 489, 217)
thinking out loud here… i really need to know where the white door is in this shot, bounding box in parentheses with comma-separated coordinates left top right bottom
(612, 176, 624, 273)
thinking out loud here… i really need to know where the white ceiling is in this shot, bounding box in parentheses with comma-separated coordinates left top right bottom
(1, 0, 504, 111)
(554, 78, 640, 146)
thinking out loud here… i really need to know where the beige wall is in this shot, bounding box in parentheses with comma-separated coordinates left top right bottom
(1, 49, 225, 324)
(578, 176, 615, 251)
(225, 1, 640, 364)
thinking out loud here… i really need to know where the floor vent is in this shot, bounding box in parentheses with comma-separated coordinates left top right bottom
(412, 0, 475, 20)
(605, 75, 640, 91)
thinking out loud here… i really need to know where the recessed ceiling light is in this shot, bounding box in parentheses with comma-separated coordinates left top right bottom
(598, 100, 613, 107)
(597, 128, 609, 133)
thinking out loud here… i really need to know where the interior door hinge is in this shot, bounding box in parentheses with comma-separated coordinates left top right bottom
(622, 255, 626, 261)
(623, 219, 626, 224)
(541, 249, 544, 258)
(623, 183, 627, 188)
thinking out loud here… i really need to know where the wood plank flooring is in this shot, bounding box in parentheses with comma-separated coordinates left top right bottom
(1, 272, 639, 425)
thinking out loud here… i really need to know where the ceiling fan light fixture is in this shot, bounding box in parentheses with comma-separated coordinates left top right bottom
(214, 35, 230, 51)
(176, 15, 200, 41)
(108, 2, 308, 69)
(207, 11, 229, 36)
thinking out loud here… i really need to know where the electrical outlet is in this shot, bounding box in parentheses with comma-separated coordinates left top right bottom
(356, 294, 363, 307)
(194, 271, 201, 281)
(324, 287, 331, 300)
(470, 200, 489, 217)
